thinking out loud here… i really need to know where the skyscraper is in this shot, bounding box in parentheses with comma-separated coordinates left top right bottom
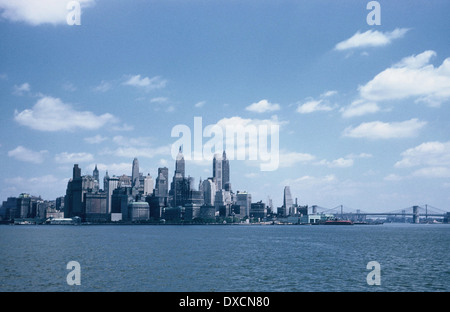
(93, 164, 99, 192)
(170, 147, 189, 207)
(212, 151, 230, 191)
(143, 173, 154, 196)
(283, 186, 293, 216)
(175, 146, 185, 178)
(93, 164, 99, 184)
(104, 171, 119, 214)
(213, 153, 223, 191)
(236, 191, 251, 217)
(222, 150, 230, 191)
(132, 158, 140, 188)
(155, 167, 168, 197)
(202, 178, 216, 206)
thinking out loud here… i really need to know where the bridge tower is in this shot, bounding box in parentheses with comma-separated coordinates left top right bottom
(413, 206, 420, 224)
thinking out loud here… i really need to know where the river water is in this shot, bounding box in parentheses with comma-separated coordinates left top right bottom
(0, 223, 448, 292)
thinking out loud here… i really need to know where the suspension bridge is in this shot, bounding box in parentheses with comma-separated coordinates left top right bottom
(309, 204, 450, 223)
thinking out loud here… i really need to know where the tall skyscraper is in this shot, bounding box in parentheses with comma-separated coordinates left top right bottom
(93, 164, 99, 192)
(104, 171, 119, 214)
(202, 178, 216, 206)
(236, 191, 251, 217)
(175, 146, 185, 178)
(93, 164, 99, 183)
(283, 186, 293, 216)
(213, 153, 223, 191)
(73, 164, 81, 179)
(143, 173, 154, 196)
(170, 147, 189, 207)
(155, 167, 168, 197)
(132, 158, 140, 188)
(65, 164, 97, 219)
(212, 151, 230, 191)
(222, 151, 230, 191)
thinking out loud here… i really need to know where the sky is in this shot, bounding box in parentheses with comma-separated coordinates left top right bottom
(1, 0, 450, 213)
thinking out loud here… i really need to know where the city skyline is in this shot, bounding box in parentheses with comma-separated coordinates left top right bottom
(1, 1, 450, 212)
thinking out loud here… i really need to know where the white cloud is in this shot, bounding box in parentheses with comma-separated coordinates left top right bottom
(384, 174, 403, 181)
(13, 82, 30, 95)
(358, 50, 450, 107)
(195, 101, 206, 108)
(14, 96, 118, 132)
(340, 100, 380, 118)
(296, 99, 334, 114)
(111, 123, 134, 132)
(296, 91, 337, 114)
(54, 152, 94, 164)
(150, 97, 169, 103)
(0, 0, 95, 26)
(89, 162, 132, 177)
(112, 135, 154, 147)
(346, 152, 373, 159)
(390, 141, 450, 179)
(213, 115, 285, 157)
(4, 175, 67, 199)
(343, 118, 426, 139)
(62, 81, 77, 92)
(321, 90, 338, 98)
(245, 99, 280, 113)
(8, 146, 47, 164)
(283, 174, 338, 190)
(123, 74, 167, 91)
(84, 135, 108, 144)
(395, 141, 450, 168)
(100, 145, 171, 159)
(316, 157, 354, 168)
(93, 80, 112, 92)
(411, 167, 450, 178)
(334, 28, 409, 51)
(278, 151, 316, 168)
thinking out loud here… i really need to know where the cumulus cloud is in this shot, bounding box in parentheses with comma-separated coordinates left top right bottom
(334, 28, 409, 51)
(14, 96, 118, 132)
(278, 151, 316, 168)
(4, 174, 67, 199)
(395, 141, 450, 168)
(194, 101, 206, 108)
(84, 135, 108, 144)
(359, 50, 450, 107)
(54, 152, 94, 164)
(100, 145, 171, 159)
(343, 118, 426, 139)
(88, 162, 133, 177)
(340, 50, 450, 117)
(316, 157, 354, 168)
(340, 100, 380, 118)
(92, 80, 112, 93)
(123, 74, 167, 91)
(13, 82, 30, 95)
(8, 145, 48, 164)
(0, 0, 95, 26)
(296, 90, 337, 114)
(297, 100, 334, 114)
(245, 99, 280, 113)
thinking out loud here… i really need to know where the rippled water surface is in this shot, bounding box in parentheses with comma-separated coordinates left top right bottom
(0, 223, 448, 292)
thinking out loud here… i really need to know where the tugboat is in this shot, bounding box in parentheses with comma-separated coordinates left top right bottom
(324, 218, 353, 225)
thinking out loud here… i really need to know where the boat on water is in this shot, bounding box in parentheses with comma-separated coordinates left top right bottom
(324, 219, 353, 225)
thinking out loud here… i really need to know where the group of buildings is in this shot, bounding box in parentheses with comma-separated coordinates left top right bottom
(0, 148, 311, 224)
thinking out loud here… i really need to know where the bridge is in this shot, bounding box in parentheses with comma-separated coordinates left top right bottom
(309, 204, 450, 223)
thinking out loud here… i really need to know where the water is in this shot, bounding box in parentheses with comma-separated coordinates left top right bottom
(0, 223, 448, 292)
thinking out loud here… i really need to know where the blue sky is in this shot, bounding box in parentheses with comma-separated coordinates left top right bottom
(1, 0, 450, 212)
